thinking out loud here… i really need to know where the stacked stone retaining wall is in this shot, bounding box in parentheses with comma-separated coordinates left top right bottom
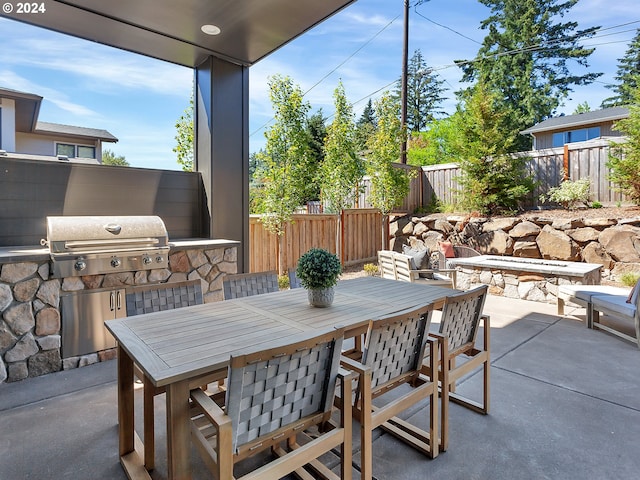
(390, 212, 640, 282)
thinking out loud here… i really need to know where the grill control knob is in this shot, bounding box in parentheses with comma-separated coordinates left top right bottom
(142, 255, 152, 265)
(156, 256, 164, 263)
(111, 257, 122, 268)
(74, 260, 87, 272)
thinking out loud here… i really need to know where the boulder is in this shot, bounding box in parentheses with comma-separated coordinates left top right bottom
(513, 241, 541, 258)
(551, 218, 585, 230)
(568, 227, 601, 243)
(471, 230, 514, 255)
(581, 242, 614, 269)
(509, 221, 541, 238)
(433, 219, 454, 233)
(483, 217, 518, 232)
(413, 222, 429, 237)
(583, 218, 617, 228)
(599, 225, 640, 262)
(536, 225, 580, 261)
(401, 221, 414, 236)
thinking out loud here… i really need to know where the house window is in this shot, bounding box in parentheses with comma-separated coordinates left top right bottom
(552, 126, 601, 148)
(55, 143, 96, 158)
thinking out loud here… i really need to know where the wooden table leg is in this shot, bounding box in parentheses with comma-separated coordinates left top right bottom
(166, 379, 192, 480)
(117, 345, 135, 456)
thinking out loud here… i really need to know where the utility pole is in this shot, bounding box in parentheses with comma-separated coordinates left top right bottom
(400, 0, 409, 164)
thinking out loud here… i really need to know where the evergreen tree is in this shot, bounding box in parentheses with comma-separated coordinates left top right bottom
(573, 101, 591, 114)
(607, 84, 640, 204)
(602, 29, 640, 108)
(459, 0, 601, 151)
(455, 83, 535, 215)
(355, 99, 377, 154)
(320, 81, 364, 213)
(101, 149, 129, 166)
(394, 49, 447, 132)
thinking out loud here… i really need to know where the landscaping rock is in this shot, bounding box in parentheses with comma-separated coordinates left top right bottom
(483, 217, 518, 232)
(513, 241, 541, 258)
(599, 225, 640, 262)
(471, 230, 513, 255)
(581, 242, 614, 269)
(536, 225, 579, 261)
(509, 221, 541, 238)
(569, 227, 601, 243)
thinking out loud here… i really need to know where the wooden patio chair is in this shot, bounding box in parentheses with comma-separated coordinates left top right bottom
(341, 303, 440, 480)
(222, 270, 279, 299)
(377, 250, 397, 280)
(392, 252, 455, 288)
(190, 327, 355, 480)
(124, 279, 204, 470)
(422, 285, 490, 451)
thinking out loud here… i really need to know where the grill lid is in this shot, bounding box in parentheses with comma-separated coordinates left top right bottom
(45, 215, 168, 253)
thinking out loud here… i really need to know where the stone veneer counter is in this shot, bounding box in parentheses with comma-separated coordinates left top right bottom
(0, 239, 239, 383)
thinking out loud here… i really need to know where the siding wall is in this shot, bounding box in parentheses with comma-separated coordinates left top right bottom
(0, 157, 207, 246)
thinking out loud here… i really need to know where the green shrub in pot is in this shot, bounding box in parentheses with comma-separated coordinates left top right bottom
(296, 248, 342, 290)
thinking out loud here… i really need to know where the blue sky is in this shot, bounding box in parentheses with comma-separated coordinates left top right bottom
(0, 0, 637, 170)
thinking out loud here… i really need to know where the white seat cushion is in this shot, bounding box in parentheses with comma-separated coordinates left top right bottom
(591, 294, 636, 318)
(558, 285, 630, 303)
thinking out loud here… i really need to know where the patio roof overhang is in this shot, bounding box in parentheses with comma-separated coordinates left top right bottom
(0, 0, 357, 67)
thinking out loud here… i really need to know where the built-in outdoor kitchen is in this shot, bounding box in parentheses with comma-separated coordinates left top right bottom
(0, 216, 238, 383)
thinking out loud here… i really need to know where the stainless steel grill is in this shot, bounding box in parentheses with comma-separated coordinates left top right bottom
(43, 215, 170, 278)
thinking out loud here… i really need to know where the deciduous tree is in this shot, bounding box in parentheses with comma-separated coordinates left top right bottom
(173, 96, 194, 171)
(101, 149, 129, 166)
(320, 81, 364, 213)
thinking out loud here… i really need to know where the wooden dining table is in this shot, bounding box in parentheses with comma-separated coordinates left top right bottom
(105, 276, 456, 480)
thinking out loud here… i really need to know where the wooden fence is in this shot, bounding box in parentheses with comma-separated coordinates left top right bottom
(249, 209, 381, 273)
(421, 139, 629, 209)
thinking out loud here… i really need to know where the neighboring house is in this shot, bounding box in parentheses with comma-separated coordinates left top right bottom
(0, 87, 117, 163)
(521, 106, 629, 150)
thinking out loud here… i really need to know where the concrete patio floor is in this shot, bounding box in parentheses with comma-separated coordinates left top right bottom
(2, 294, 640, 479)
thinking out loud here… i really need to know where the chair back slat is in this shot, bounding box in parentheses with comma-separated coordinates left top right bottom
(223, 271, 279, 299)
(225, 328, 344, 452)
(378, 250, 396, 280)
(125, 279, 203, 315)
(439, 285, 488, 352)
(362, 304, 434, 392)
(391, 253, 415, 283)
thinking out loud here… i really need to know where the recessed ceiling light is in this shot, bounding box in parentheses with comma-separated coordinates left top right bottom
(201, 24, 221, 35)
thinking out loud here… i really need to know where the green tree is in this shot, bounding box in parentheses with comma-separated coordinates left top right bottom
(459, 0, 601, 152)
(608, 84, 640, 203)
(573, 101, 591, 114)
(355, 99, 377, 155)
(173, 96, 194, 171)
(394, 49, 447, 132)
(407, 113, 465, 166)
(366, 93, 411, 246)
(304, 109, 326, 202)
(256, 75, 313, 273)
(455, 84, 535, 215)
(602, 29, 640, 108)
(101, 149, 129, 166)
(320, 81, 364, 213)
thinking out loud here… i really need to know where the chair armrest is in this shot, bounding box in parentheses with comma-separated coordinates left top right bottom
(190, 388, 232, 428)
(415, 268, 456, 275)
(340, 355, 370, 375)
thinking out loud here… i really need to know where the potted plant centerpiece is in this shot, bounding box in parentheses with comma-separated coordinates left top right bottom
(296, 248, 342, 307)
